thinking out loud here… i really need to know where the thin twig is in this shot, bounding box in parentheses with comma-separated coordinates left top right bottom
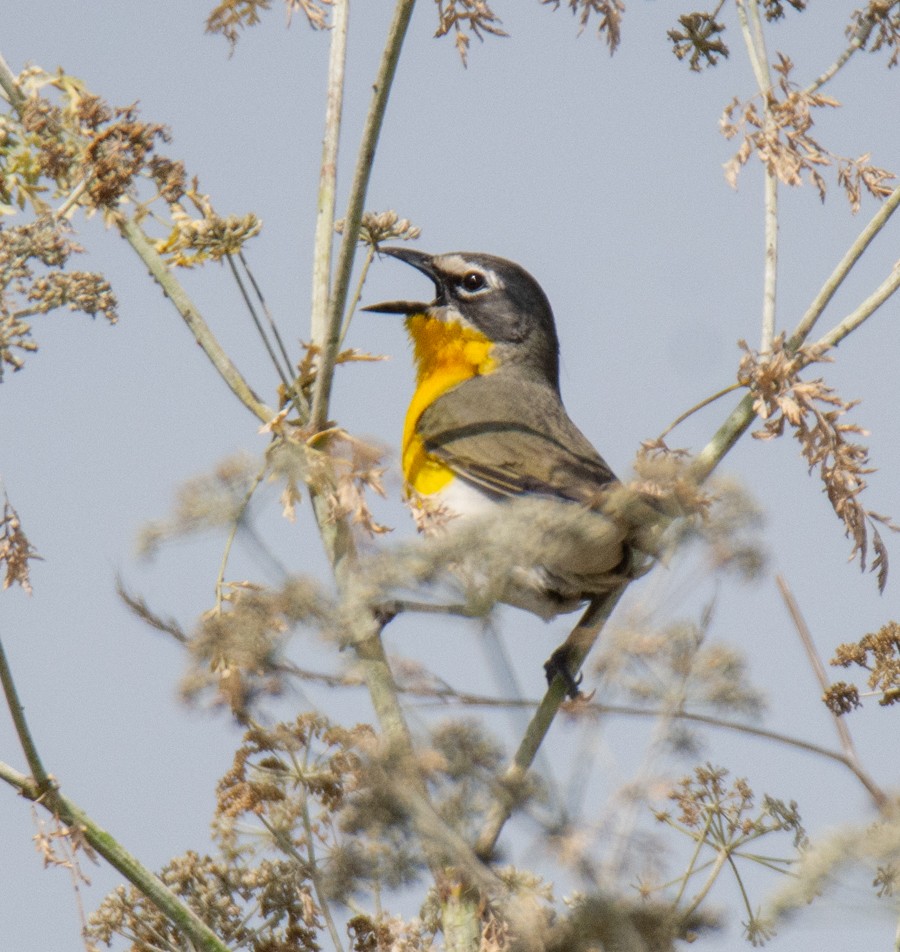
(789, 184, 900, 351)
(215, 464, 267, 610)
(656, 382, 744, 442)
(0, 51, 25, 107)
(775, 576, 887, 809)
(474, 589, 624, 859)
(339, 244, 376, 347)
(310, 0, 418, 431)
(238, 250, 296, 390)
(226, 253, 296, 393)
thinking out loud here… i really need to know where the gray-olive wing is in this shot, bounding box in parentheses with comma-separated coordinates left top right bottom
(416, 373, 617, 505)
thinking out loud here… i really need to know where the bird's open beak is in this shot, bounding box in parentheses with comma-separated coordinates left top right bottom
(362, 246, 438, 315)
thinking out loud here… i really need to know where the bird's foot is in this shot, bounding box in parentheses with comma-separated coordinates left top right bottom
(543, 647, 583, 700)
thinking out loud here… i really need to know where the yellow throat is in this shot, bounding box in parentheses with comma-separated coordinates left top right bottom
(402, 313, 496, 495)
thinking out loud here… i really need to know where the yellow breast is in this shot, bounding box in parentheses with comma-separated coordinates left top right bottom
(402, 313, 496, 495)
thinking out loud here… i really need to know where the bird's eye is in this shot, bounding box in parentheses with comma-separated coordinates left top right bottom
(461, 271, 487, 293)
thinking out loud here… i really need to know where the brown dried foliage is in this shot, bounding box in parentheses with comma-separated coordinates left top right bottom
(0, 496, 40, 593)
(721, 55, 895, 211)
(435, 0, 508, 66)
(739, 336, 898, 591)
(336, 209, 421, 248)
(543, 0, 625, 52)
(207, 0, 332, 51)
(266, 416, 390, 536)
(825, 620, 900, 714)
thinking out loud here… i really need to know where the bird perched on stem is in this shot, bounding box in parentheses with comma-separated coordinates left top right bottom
(366, 247, 644, 695)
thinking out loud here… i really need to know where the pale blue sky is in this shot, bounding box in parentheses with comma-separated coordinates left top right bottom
(3, 3, 899, 949)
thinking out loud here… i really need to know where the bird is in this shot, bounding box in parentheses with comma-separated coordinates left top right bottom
(365, 247, 638, 695)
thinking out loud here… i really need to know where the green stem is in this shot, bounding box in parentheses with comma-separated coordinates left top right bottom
(0, 633, 51, 793)
(789, 184, 900, 351)
(310, 0, 418, 431)
(474, 589, 624, 859)
(0, 719, 229, 952)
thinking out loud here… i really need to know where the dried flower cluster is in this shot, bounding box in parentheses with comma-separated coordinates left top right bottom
(137, 454, 262, 557)
(0, 496, 40, 593)
(542, 0, 626, 53)
(16, 86, 170, 211)
(207, 0, 332, 50)
(87, 852, 325, 952)
(595, 611, 765, 722)
(155, 189, 262, 267)
(212, 716, 427, 926)
(266, 420, 389, 536)
(654, 764, 806, 945)
(763, 0, 807, 20)
(185, 578, 333, 715)
(435, 0, 508, 65)
(721, 55, 895, 210)
(739, 335, 897, 591)
(824, 620, 900, 714)
(668, 13, 729, 71)
(0, 217, 117, 377)
(336, 209, 421, 248)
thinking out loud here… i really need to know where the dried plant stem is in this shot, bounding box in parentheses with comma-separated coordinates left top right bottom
(790, 184, 900, 350)
(0, 651, 230, 952)
(119, 217, 273, 423)
(310, 0, 417, 431)
(738, 0, 778, 352)
(0, 633, 51, 793)
(310, 0, 350, 348)
(775, 576, 888, 809)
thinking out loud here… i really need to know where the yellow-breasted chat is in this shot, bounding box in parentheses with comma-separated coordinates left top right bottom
(366, 247, 633, 692)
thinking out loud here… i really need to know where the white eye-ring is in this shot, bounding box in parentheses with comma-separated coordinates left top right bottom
(461, 270, 487, 293)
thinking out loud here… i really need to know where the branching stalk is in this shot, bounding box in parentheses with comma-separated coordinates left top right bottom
(790, 184, 900, 350)
(815, 261, 900, 352)
(0, 667, 230, 952)
(310, 0, 418, 431)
